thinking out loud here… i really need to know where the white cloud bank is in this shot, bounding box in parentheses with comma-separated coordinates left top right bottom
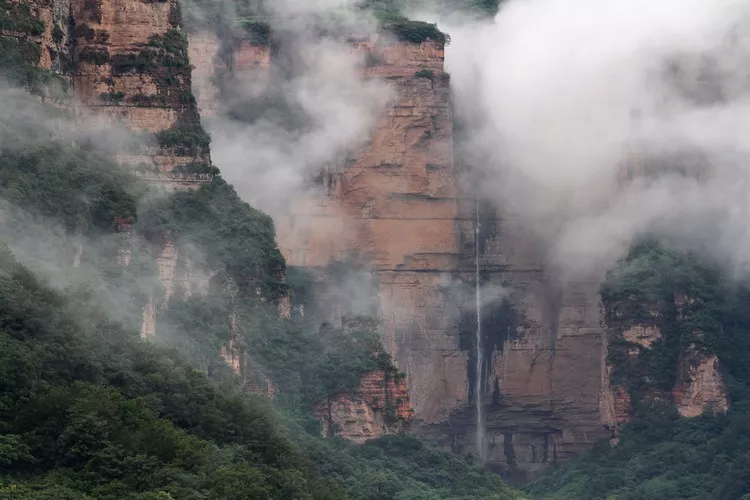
(442, 0, 750, 279)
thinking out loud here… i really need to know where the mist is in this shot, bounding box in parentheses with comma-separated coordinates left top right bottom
(437, 0, 750, 280)
(0, 83, 215, 343)
(200, 0, 750, 284)
(204, 1, 391, 217)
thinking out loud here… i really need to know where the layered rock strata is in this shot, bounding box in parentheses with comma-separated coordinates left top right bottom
(7, 0, 732, 481)
(673, 350, 728, 418)
(228, 32, 609, 480)
(275, 37, 469, 426)
(315, 369, 414, 443)
(70, 0, 213, 190)
(2, 0, 287, 394)
(601, 294, 729, 439)
(418, 194, 606, 481)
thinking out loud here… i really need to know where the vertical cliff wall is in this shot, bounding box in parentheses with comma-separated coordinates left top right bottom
(3, 0, 608, 477)
(419, 178, 607, 480)
(0, 0, 73, 105)
(1, 0, 71, 72)
(315, 369, 414, 443)
(70, 0, 213, 190)
(273, 33, 606, 479)
(186, 25, 611, 479)
(6, 0, 732, 482)
(275, 36, 469, 427)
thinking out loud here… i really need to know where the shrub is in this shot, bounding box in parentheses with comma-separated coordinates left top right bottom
(154, 123, 211, 153)
(78, 47, 109, 66)
(17, 39, 40, 65)
(110, 52, 151, 74)
(415, 68, 434, 79)
(132, 93, 166, 106)
(72, 23, 95, 40)
(99, 91, 125, 103)
(0, 0, 45, 36)
(171, 162, 220, 175)
(52, 24, 65, 44)
(0, 38, 69, 99)
(94, 30, 109, 44)
(378, 15, 449, 45)
(110, 31, 190, 75)
(178, 90, 196, 105)
(238, 19, 271, 45)
(147, 29, 190, 68)
(82, 0, 102, 23)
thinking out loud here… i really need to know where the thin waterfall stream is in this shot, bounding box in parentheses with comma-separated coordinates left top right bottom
(475, 197, 486, 463)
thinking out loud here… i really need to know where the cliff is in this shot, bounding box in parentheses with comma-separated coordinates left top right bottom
(65, 0, 220, 333)
(187, 27, 270, 119)
(2, 0, 739, 487)
(0, 0, 72, 104)
(184, 24, 612, 479)
(278, 35, 465, 414)
(70, 0, 213, 190)
(0, 0, 292, 391)
(601, 291, 729, 440)
(269, 32, 607, 480)
(315, 369, 414, 442)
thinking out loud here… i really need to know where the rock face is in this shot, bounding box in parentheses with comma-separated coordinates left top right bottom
(674, 350, 728, 418)
(315, 370, 414, 443)
(276, 38, 466, 424)
(1, 0, 73, 106)
(2, 0, 71, 72)
(186, 32, 222, 118)
(672, 294, 729, 418)
(601, 294, 729, 439)
(187, 29, 270, 119)
(70, 0, 213, 190)
(192, 31, 608, 480)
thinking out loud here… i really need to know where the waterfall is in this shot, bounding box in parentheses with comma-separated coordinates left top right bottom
(475, 197, 486, 463)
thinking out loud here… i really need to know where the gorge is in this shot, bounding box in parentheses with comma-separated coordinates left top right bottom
(1, 0, 750, 498)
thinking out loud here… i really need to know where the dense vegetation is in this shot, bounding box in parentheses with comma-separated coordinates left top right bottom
(0, 0, 43, 35)
(0, 38, 68, 100)
(527, 411, 750, 499)
(0, 216, 516, 497)
(0, 0, 70, 98)
(377, 14, 449, 45)
(527, 239, 750, 499)
(0, 247, 343, 498)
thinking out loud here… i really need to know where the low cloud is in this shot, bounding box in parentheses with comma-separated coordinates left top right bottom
(437, 0, 750, 280)
(203, 1, 391, 218)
